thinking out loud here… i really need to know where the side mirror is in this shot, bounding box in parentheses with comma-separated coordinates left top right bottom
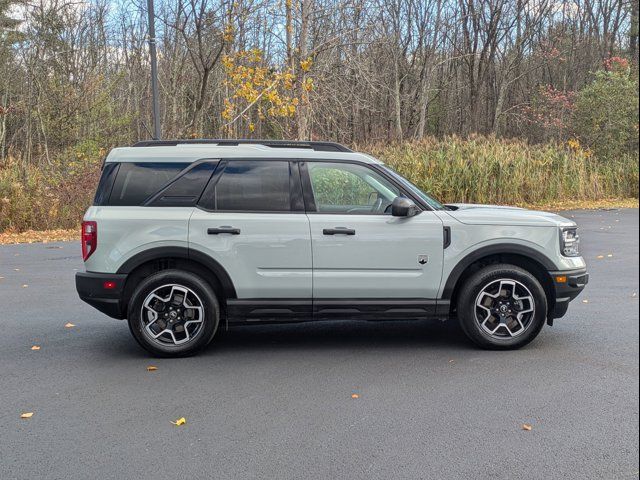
(391, 197, 419, 217)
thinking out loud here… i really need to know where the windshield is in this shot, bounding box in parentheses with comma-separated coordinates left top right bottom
(381, 165, 446, 211)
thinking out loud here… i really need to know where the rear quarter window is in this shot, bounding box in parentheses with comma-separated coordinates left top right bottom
(107, 163, 189, 206)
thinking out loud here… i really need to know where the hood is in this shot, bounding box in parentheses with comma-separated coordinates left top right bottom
(444, 203, 576, 227)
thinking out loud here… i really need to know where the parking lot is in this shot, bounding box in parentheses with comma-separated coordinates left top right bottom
(1, 209, 638, 479)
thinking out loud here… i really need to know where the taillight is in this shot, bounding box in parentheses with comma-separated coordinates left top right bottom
(81, 221, 97, 261)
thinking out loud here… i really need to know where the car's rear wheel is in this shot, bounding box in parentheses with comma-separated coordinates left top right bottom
(127, 270, 219, 357)
(456, 264, 547, 350)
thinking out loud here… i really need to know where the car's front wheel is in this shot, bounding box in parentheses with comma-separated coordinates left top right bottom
(127, 270, 219, 357)
(457, 264, 548, 350)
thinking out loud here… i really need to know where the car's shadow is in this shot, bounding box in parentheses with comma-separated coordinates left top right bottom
(207, 319, 472, 354)
(102, 318, 474, 359)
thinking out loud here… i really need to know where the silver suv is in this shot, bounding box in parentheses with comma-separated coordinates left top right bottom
(76, 140, 588, 356)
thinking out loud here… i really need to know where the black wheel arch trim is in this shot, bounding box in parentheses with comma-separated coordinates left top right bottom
(441, 243, 558, 300)
(116, 246, 237, 299)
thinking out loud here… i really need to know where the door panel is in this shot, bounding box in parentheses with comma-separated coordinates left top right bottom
(308, 213, 444, 299)
(302, 161, 444, 300)
(190, 159, 312, 300)
(189, 211, 312, 298)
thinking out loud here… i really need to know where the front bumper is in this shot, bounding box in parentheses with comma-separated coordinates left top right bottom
(549, 268, 589, 319)
(76, 272, 128, 319)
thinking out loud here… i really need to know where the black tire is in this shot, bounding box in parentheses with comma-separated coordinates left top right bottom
(127, 269, 219, 357)
(456, 264, 547, 350)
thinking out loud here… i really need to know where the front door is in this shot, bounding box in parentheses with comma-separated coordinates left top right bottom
(302, 161, 444, 314)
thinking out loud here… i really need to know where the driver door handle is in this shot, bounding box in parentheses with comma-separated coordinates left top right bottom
(323, 227, 356, 236)
(208, 227, 241, 235)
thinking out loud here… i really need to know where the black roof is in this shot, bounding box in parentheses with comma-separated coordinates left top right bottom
(132, 139, 352, 153)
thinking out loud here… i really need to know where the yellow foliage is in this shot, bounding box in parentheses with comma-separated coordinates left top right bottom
(221, 49, 303, 128)
(303, 77, 314, 92)
(300, 58, 313, 72)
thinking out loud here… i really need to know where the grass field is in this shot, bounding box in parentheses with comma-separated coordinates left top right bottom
(1, 136, 638, 235)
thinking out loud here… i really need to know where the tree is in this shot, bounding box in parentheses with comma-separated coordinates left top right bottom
(573, 58, 639, 160)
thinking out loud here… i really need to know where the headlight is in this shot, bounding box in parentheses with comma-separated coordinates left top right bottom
(560, 227, 580, 257)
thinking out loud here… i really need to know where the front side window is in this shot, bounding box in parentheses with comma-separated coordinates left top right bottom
(381, 165, 445, 211)
(212, 160, 291, 211)
(307, 162, 400, 214)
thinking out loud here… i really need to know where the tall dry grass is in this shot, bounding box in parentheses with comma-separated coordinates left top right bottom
(365, 136, 638, 205)
(1, 136, 638, 232)
(0, 156, 100, 232)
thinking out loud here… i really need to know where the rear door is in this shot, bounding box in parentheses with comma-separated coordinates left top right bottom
(301, 161, 444, 308)
(189, 160, 312, 321)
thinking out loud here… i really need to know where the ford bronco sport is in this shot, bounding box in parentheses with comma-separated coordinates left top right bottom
(76, 139, 588, 356)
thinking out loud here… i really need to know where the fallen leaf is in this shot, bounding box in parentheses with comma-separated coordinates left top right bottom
(449, 359, 455, 363)
(582, 299, 589, 304)
(31, 346, 40, 351)
(21, 284, 28, 288)
(14, 268, 20, 271)
(20, 412, 34, 419)
(64, 322, 76, 328)
(351, 393, 360, 399)
(632, 293, 637, 298)
(596, 255, 604, 259)
(607, 254, 613, 258)
(171, 417, 186, 426)
(522, 424, 532, 431)
(147, 366, 158, 371)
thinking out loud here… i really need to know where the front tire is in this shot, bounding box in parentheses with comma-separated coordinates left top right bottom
(127, 270, 219, 357)
(456, 264, 547, 350)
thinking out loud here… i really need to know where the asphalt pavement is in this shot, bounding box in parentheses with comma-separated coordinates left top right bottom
(0, 209, 638, 480)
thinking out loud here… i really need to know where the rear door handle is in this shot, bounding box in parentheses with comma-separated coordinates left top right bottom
(208, 227, 241, 235)
(323, 227, 356, 236)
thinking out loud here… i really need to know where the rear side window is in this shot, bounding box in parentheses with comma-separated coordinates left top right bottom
(93, 163, 120, 206)
(108, 163, 189, 206)
(146, 162, 217, 206)
(210, 161, 291, 211)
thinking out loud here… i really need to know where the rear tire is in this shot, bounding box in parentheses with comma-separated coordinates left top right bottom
(127, 269, 219, 357)
(456, 264, 547, 350)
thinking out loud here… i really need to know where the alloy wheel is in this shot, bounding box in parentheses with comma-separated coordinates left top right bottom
(140, 284, 205, 346)
(474, 279, 535, 338)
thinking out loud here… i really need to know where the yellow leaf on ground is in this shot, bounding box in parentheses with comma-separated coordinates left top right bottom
(20, 412, 34, 419)
(171, 417, 186, 426)
(31, 345, 40, 351)
(147, 366, 158, 371)
(22, 284, 28, 288)
(582, 299, 589, 303)
(596, 255, 604, 259)
(351, 393, 360, 399)
(64, 322, 76, 328)
(522, 424, 532, 431)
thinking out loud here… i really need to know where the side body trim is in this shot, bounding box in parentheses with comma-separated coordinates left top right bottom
(441, 243, 557, 299)
(226, 298, 450, 324)
(116, 246, 237, 299)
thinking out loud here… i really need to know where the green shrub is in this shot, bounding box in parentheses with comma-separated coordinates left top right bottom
(572, 65, 639, 161)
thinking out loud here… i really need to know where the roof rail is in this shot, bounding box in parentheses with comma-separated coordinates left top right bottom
(131, 139, 353, 152)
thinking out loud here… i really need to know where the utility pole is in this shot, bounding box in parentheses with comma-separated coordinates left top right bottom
(147, 0, 161, 140)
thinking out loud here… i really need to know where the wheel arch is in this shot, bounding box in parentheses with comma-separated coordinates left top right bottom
(442, 244, 556, 315)
(117, 247, 237, 313)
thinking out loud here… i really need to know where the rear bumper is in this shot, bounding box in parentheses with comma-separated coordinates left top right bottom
(549, 268, 589, 319)
(75, 272, 128, 319)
